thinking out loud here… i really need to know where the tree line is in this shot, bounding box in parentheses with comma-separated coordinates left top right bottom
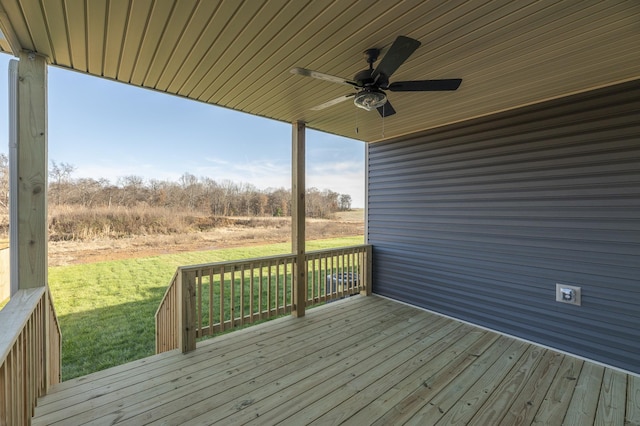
(0, 156, 353, 219)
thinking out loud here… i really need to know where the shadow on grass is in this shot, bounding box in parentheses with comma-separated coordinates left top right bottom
(58, 285, 168, 381)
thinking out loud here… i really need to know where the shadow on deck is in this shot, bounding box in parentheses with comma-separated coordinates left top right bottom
(33, 296, 638, 425)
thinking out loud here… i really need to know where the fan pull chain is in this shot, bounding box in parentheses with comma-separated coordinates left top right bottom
(381, 105, 385, 138)
(355, 107, 359, 134)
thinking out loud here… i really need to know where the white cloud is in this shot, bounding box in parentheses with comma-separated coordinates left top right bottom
(74, 164, 182, 183)
(308, 171, 365, 208)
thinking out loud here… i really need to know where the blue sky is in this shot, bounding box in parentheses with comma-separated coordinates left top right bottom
(0, 55, 365, 207)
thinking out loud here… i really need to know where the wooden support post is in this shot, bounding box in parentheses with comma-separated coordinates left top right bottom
(292, 121, 306, 317)
(178, 270, 197, 353)
(16, 52, 48, 290)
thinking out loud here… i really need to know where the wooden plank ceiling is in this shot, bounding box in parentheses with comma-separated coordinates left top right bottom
(0, 0, 639, 143)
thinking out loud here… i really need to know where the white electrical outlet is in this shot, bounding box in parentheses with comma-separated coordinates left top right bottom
(556, 283, 581, 306)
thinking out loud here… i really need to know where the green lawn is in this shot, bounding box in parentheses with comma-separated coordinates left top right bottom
(48, 236, 362, 380)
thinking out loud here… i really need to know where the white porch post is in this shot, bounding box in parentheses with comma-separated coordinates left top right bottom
(292, 121, 306, 317)
(14, 52, 48, 290)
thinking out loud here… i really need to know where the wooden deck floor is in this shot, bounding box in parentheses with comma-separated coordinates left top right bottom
(34, 296, 639, 425)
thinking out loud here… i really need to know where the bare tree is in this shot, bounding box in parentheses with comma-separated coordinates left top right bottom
(179, 173, 200, 209)
(268, 188, 290, 217)
(49, 160, 76, 205)
(38, 167, 351, 218)
(70, 178, 105, 207)
(339, 194, 352, 211)
(0, 154, 9, 213)
(117, 175, 146, 206)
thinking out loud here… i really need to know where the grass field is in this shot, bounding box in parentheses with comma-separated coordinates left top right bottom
(49, 236, 363, 380)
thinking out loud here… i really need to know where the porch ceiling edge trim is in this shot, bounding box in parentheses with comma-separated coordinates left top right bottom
(374, 76, 640, 145)
(0, 5, 20, 55)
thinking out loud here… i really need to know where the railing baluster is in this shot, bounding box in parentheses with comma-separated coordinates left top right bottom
(172, 282, 177, 348)
(347, 252, 354, 294)
(317, 255, 322, 302)
(349, 251, 354, 292)
(328, 254, 333, 300)
(313, 255, 317, 303)
(249, 263, 255, 323)
(344, 250, 349, 293)
(338, 250, 342, 297)
(208, 270, 214, 335)
(219, 266, 225, 333)
(291, 256, 296, 311)
(259, 263, 264, 320)
(196, 272, 202, 338)
(283, 259, 288, 313)
(230, 268, 236, 329)
(322, 255, 325, 300)
(238, 265, 245, 326)
(275, 258, 280, 316)
(16, 343, 22, 425)
(345, 251, 350, 292)
(267, 261, 273, 318)
(357, 250, 362, 292)
(308, 254, 313, 304)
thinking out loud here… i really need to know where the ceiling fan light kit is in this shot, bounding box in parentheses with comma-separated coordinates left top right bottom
(291, 35, 462, 118)
(354, 89, 387, 111)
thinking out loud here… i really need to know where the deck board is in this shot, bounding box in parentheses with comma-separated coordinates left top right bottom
(594, 369, 627, 426)
(628, 375, 640, 426)
(562, 361, 602, 425)
(267, 324, 478, 426)
(360, 333, 504, 426)
(33, 295, 637, 425)
(498, 350, 564, 425)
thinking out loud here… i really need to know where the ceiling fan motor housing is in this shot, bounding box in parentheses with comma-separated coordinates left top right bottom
(354, 69, 375, 87)
(354, 69, 390, 89)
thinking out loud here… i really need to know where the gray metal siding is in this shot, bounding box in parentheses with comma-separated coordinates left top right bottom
(367, 80, 640, 374)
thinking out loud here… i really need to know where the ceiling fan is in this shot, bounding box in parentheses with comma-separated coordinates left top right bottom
(291, 36, 462, 117)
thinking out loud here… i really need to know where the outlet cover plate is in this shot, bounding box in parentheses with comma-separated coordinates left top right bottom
(556, 283, 581, 306)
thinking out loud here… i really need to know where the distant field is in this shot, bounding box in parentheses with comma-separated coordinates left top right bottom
(48, 210, 364, 266)
(333, 208, 364, 222)
(49, 236, 363, 380)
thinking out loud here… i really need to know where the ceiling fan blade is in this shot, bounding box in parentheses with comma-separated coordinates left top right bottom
(377, 101, 396, 117)
(372, 36, 421, 82)
(310, 93, 356, 111)
(291, 67, 357, 86)
(388, 79, 462, 91)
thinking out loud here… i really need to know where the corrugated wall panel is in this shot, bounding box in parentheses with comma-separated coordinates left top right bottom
(367, 80, 640, 374)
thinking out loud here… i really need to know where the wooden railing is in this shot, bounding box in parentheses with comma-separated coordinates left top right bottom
(0, 287, 62, 425)
(155, 244, 371, 354)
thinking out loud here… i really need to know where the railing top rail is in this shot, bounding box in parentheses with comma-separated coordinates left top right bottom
(0, 287, 46, 362)
(176, 244, 372, 274)
(305, 244, 371, 257)
(177, 252, 298, 273)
